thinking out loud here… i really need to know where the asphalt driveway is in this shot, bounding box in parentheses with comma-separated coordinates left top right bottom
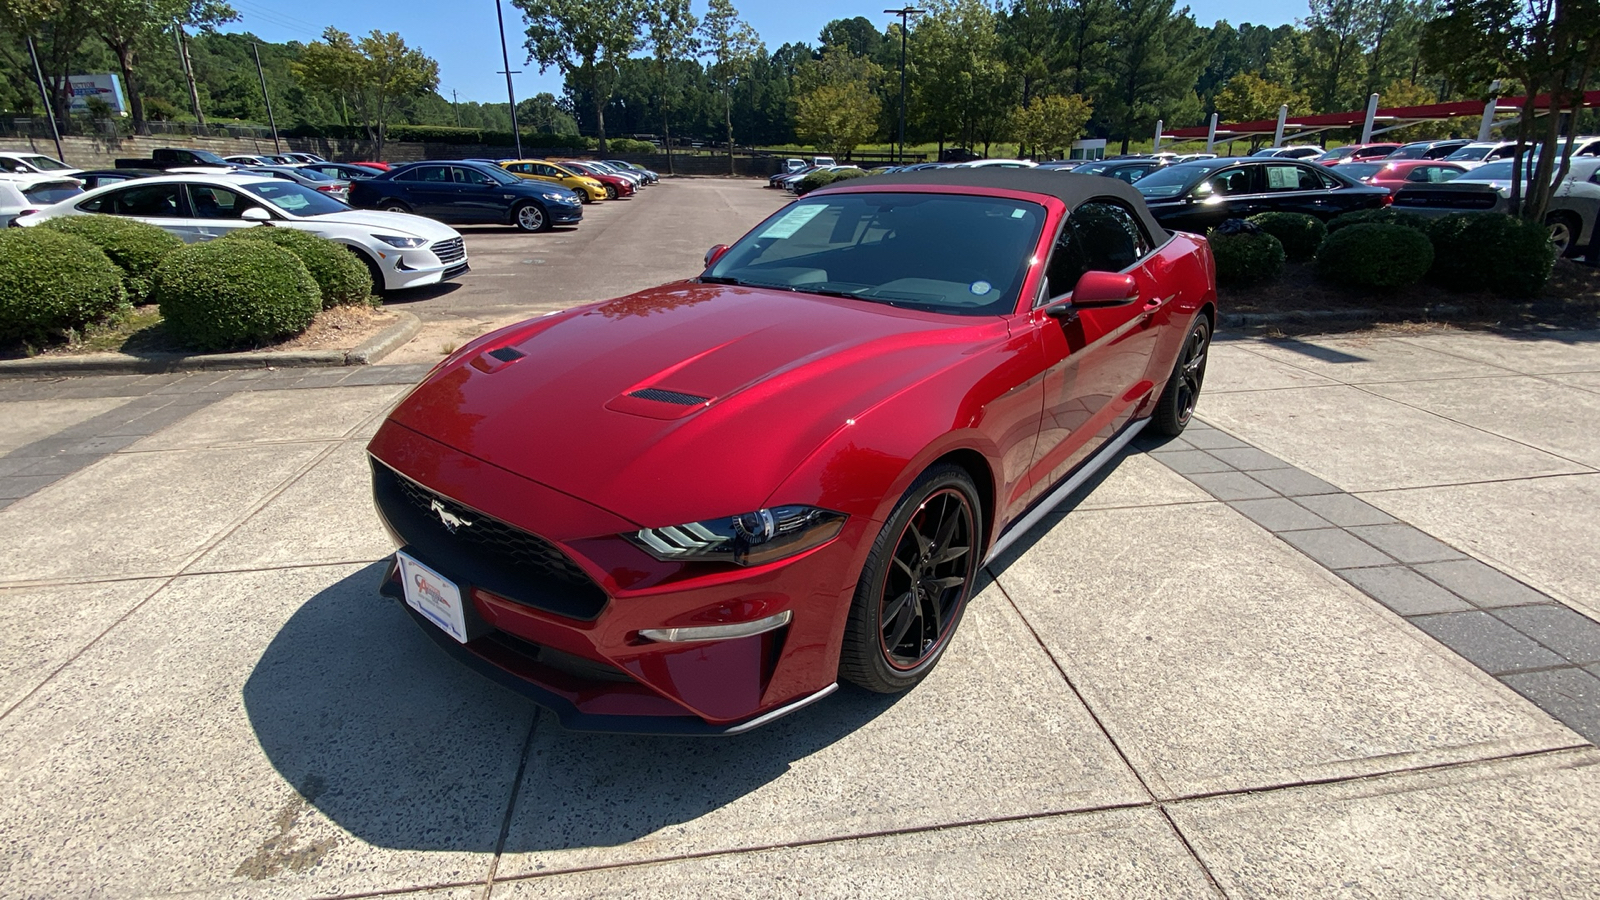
(0, 180, 1597, 898)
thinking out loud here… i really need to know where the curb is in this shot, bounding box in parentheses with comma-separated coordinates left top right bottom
(0, 311, 422, 379)
(1220, 305, 1473, 329)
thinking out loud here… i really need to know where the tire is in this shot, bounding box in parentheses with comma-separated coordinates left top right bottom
(1151, 315, 1211, 437)
(512, 202, 548, 233)
(380, 200, 410, 214)
(839, 464, 982, 693)
(1546, 212, 1580, 258)
(351, 248, 387, 296)
(604, 184, 618, 200)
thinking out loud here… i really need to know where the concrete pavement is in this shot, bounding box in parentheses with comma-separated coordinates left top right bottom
(0, 180, 1597, 897)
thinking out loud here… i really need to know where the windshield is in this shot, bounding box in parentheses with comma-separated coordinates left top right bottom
(471, 165, 518, 185)
(187, 149, 229, 165)
(1340, 163, 1385, 180)
(1321, 146, 1359, 160)
(1446, 145, 1496, 161)
(1133, 162, 1227, 198)
(19, 155, 72, 171)
(249, 181, 350, 216)
(1389, 144, 1432, 159)
(22, 181, 82, 202)
(705, 192, 1045, 315)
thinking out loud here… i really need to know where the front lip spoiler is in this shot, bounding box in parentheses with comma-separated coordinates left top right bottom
(387, 583, 837, 735)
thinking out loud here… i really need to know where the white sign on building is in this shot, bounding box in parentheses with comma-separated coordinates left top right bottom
(67, 73, 127, 115)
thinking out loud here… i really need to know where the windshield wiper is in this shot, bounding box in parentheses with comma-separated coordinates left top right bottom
(698, 275, 745, 285)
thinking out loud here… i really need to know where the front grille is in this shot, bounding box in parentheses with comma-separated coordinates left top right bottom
(628, 387, 709, 406)
(1392, 189, 1498, 211)
(372, 459, 609, 620)
(432, 237, 466, 264)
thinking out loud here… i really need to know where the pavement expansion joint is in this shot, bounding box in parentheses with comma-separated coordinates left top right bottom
(1156, 415, 1600, 745)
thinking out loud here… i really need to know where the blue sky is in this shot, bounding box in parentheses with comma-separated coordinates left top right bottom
(223, 0, 1302, 104)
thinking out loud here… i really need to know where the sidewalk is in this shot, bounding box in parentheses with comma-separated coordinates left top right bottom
(0, 329, 1595, 898)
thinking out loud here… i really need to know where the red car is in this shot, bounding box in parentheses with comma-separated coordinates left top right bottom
(1336, 159, 1467, 191)
(558, 160, 637, 200)
(348, 161, 392, 171)
(368, 170, 1217, 734)
(1317, 143, 1403, 166)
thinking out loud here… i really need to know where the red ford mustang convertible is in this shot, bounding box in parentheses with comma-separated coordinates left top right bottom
(369, 169, 1217, 734)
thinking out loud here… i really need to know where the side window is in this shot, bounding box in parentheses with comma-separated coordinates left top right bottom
(1044, 201, 1151, 301)
(398, 166, 447, 183)
(188, 185, 254, 219)
(1197, 167, 1255, 197)
(535, 164, 558, 177)
(96, 183, 183, 217)
(507, 163, 530, 174)
(1488, 146, 1513, 161)
(1263, 164, 1318, 191)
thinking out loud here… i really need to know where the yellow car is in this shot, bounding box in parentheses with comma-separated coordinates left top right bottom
(500, 159, 608, 202)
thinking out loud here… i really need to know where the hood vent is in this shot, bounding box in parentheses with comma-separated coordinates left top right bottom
(488, 347, 525, 362)
(628, 388, 709, 406)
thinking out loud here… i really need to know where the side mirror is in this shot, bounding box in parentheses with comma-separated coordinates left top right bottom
(704, 244, 730, 267)
(1070, 270, 1140, 307)
(240, 207, 272, 223)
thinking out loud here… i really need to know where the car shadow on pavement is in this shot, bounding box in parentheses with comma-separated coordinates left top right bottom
(378, 282, 461, 304)
(242, 562, 902, 853)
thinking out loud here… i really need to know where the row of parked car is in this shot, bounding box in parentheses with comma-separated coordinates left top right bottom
(785, 135, 1598, 260)
(0, 147, 662, 293)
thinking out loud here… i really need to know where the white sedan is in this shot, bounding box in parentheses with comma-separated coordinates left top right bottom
(16, 173, 467, 292)
(0, 151, 83, 178)
(0, 173, 83, 226)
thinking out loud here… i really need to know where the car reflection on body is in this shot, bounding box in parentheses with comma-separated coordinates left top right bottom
(368, 169, 1217, 734)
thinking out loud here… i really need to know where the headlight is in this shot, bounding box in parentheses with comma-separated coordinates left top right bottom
(373, 234, 426, 248)
(627, 505, 846, 567)
(541, 191, 571, 203)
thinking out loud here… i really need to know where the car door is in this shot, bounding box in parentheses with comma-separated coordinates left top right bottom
(1167, 164, 1261, 231)
(1025, 200, 1166, 504)
(1258, 161, 1339, 218)
(395, 165, 456, 217)
(78, 182, 203, 241)
(184, 184, 264, 240)
(449, 166, 508, 221)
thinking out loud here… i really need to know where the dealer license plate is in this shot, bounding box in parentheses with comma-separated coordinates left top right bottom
(397, 551, 469, 644)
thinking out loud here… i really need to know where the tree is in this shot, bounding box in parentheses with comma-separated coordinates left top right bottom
(1103, 0, 1204, 153)
(1011, 93, 1093, 157)
(514, 0, 642, 153)
(818, 16, 883, 58)
(88, 0, 235, 134)
(1303, 0, 1377, 111)
(294, 29, 438, 157)
(699, 0, 761, 173)
(517, 92, 579, 133)
(915, 0, 1013, 154)
(644, 0, 697, 173)
(793, 47, 883, 156)
(0, 0, 96, 130)
(1212, 72, 1310, 123)
(1423, 0, 1600, 223)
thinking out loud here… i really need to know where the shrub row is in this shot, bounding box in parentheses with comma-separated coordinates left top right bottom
(1210, 209, 1555, 297)
(795, 167, 869, 195)
(0, 219, 371, 351)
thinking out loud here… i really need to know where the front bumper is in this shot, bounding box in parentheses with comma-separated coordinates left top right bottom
(549, 203, 584, 225)
(381, 237, 469, 290)
(367, 420, 864, 734)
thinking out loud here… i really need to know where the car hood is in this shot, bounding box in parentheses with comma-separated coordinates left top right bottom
(301, 209, 461, 240)
(389, 283, 1000, 527)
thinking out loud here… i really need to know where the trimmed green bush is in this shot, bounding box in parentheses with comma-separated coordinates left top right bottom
(37, 215, 182, 303)
(1246, 211, 1326, 262)
(1326, 208, 1432, 233)
(795, 169, 840, 194)
(218, 227, 371, 308)
(152, 241, 320, 351)
(1314, 223, 1434, 290)
(1207, 229, 1286, 285)
(0, 228, 127, 342)
(1426, 212, 1554, 298)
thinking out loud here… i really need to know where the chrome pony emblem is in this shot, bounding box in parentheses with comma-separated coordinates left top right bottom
(430, 499, 473, 533)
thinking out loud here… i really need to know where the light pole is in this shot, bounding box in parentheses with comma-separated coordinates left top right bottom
(884, 6, 923, 164)
(496, 0, 523, 158)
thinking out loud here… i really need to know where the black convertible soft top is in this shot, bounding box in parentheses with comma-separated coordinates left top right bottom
(814, 167, 1170, 245)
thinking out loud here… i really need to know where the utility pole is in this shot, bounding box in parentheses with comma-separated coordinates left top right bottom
(25, 36, 65, 163)
(884, 6, 923, 164)
(452, 89, 461, 127)
(173, 22, 206, 129)
(251, 42, 281, 153)
(495, 0, 523, 158)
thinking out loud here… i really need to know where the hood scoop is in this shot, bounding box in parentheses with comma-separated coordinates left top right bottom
(607, 385, 715, 420)
(627, 387, 708, 406)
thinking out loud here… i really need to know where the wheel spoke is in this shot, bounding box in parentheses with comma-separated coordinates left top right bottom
(931, 497, 961, 554)
(885, 592, 917, 649)
(931, 542, 970, 564)
(892, 555, 915, 578)
(925, 575, 967, 593)
(906, 520, 932, 558)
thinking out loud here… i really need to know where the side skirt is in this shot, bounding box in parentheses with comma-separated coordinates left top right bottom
(983, 417, 1150, 565)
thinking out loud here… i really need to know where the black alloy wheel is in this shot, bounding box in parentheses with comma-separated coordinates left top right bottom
(1152, 316, 1210, 436)
(840, 464, 981, 693)
(604, 184, 618, 200)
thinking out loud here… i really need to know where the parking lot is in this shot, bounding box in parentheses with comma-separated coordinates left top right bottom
(1, 178, 1599, 898)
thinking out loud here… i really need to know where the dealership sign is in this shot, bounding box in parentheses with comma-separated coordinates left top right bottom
(67, 73, 127, 115)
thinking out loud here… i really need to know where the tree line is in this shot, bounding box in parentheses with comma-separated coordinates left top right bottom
(1, 0, 1593, 169)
